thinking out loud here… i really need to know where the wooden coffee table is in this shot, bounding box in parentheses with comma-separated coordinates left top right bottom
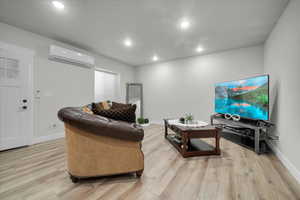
(164, 119, 221, 158)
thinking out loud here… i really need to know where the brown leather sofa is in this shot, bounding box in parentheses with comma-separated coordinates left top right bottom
(58, 107, 144, 182)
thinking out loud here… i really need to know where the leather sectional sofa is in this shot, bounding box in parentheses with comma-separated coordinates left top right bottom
(58, 107, 144, 183)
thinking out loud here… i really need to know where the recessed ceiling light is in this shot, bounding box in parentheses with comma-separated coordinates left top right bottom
(179, 18, 191, 30)
(196, 45, 204, 53)
(52, 1, 65, 10)
(123, 38, 133, 47)
(152, 55, 159, 61)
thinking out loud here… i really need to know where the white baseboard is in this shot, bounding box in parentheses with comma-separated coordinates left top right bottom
(151, 120, 163, 125)
(32, 132, 65, 145)
(267, 141, 300, 184)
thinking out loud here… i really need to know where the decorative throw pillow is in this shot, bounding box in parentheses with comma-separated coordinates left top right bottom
(101, 101, 111, 110)
(111, 102, 132, 109)
(93, 101, 111, 110)
(92, 102, 104, 110)
(82, 106, 93, 114)
(92, 103, 136, 123)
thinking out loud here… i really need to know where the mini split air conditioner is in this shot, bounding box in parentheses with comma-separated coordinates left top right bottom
(49, 45, 95, 68)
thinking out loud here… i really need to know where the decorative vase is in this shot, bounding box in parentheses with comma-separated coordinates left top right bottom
(179, 117, 185, 124)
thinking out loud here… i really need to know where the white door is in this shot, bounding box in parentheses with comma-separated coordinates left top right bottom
(94, 69, 119, 102)
(0, 43, 33, 151)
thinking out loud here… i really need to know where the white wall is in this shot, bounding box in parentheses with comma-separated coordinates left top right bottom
(136, 45, 264, 123)
(264, 0, 300, 182)
(0, 22, 135, 141)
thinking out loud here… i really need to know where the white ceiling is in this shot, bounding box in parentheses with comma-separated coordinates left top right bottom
(0, 0, 288, 66)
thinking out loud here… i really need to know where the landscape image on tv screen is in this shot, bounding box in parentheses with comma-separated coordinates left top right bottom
(215, 75, 269, 121)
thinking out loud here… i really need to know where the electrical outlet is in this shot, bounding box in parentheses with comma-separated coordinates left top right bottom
(49, 123, 57, 129)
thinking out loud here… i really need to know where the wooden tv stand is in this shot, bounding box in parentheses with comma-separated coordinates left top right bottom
(210, 114, 274, 154)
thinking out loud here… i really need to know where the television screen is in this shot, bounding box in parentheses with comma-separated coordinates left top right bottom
(215, 75, 269, 121)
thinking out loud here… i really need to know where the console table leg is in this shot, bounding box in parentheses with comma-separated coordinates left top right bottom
(164, 120, 168, 138)
(216, 130, 221, 154)
(254, 128, 260, 154)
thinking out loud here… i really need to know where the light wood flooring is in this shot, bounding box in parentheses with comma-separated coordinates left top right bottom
(0, 124, 300, 200)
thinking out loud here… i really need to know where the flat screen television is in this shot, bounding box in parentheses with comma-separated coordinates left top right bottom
(215, 75, 269, 121)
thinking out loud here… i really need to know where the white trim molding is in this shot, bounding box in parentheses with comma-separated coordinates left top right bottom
(32, 132, 65, 145)
(267, 141, 300, 184)
(151, 120, 164, 125)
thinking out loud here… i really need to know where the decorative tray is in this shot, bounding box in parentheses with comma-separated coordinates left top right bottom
(168, 119, 208, 127)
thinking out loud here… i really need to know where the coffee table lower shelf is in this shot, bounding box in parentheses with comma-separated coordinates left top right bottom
(166, 135, 220, 157)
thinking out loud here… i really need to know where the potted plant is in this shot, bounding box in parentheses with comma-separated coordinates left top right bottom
(185, 114, 194, 124)
(137, 117, 145, 124)
(137, 117, 150, 126)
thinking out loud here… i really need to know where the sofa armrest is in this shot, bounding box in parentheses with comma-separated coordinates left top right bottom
(58, 107, 144, 142)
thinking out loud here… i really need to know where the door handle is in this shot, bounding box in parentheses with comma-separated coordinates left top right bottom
(22, 106, 27, 110)
(22, 99, 27, 103)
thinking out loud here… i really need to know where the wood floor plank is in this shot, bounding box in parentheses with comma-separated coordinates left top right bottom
(0, 124, 299, 200)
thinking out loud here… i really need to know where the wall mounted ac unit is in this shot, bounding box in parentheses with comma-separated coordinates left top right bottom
(49, 45, 95, 68)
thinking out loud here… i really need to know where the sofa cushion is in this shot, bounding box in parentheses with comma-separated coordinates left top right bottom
(82, 106, 93, 114)
(111, 102, 131, 109)
(92, 103, 136, 123)
(93, 101, 111, 110)
(101, 101, 111, 110)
